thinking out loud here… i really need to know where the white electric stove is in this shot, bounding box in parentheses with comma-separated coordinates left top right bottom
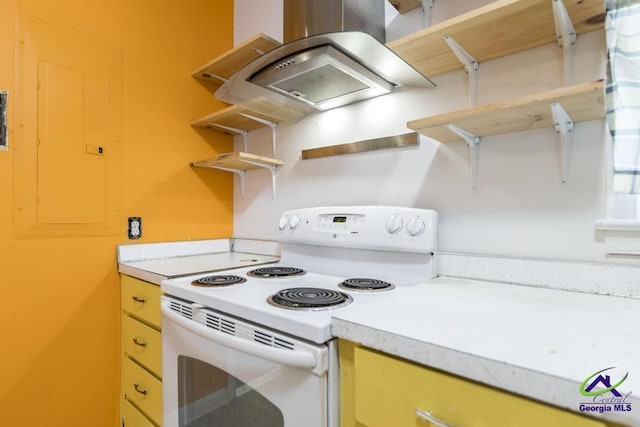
(160, 206, 438, 427)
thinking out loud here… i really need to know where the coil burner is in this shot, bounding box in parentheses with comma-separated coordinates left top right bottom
(268, 287, 353, 311)
(338, 278, 395, 292)
(247, 266, 306, 278)
(192, 275, 247, 287)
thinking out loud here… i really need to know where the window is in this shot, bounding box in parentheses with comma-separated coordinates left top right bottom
(607, 133, 640, 221)
(597, 1, 640, 255)
(610, 193, 640, 220)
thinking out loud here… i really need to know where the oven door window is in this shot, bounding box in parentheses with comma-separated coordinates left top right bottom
(178, 355, 284, 427)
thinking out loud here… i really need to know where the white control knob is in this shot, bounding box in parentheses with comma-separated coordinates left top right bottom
(289, 215, 301, 229)
(278, 216, 289, 230)
(406, 217, 426, 237)
(385, 216, 403, 234)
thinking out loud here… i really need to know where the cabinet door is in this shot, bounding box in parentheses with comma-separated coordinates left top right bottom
(354, 346, 605, 427)
(121, 275, 162, 327)
(122, 315, 162, 378)
(122, 357, 162, 426)
(122, 399, 156, 427)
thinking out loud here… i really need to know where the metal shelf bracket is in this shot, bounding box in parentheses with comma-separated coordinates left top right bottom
(445, 123, 481, 190)
(210, 166, 248, 199)
(420, 0, 435, 27)
(208, 123, 250, 151)
(242, 160, 279, 200)
(207, 160, 280, 200)
(444, 35, 479, 107)
(239, 113, 278, 158)
(552, 0, 576, 86)
(550, 101, 574, 183)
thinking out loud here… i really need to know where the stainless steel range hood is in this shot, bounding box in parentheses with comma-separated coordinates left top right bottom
(249, 43, 395, 110)
(215, 0, 435, 118)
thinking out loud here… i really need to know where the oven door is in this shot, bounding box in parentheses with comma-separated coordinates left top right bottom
(161, 296, 330, 427)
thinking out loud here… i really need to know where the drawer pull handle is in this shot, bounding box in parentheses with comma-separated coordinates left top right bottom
(133, 383, 148, 395)
(132, 337, 147, 347)
(131, 295, 146, 304)
(416, 408, 451, 427)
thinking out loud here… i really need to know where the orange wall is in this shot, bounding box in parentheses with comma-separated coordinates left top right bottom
(0, 0, 234, 425)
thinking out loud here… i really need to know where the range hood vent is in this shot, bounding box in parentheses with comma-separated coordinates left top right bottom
(248, 45, 394, 110)
(215, 0, 434, 117)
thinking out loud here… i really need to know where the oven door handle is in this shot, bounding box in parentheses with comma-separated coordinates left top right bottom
(161, 302, 318, 371)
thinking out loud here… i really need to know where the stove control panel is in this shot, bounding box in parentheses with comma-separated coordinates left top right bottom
(315, 213, 365, 232)
(276, 206, 437, 253)
(384, 215, 403, 234)
(406, 216, 426, 236)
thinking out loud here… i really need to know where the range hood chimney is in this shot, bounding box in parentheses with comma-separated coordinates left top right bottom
(215, 0, 434, 118)
(283, 0, 385, 44)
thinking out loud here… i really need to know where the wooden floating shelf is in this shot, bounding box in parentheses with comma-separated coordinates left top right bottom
(192, 34, 281, 89)
(192, 152, 284, 171)
(191, 105, 284, 133)
(239, 97, 307, 123)
(387, 0, 605, 78)
(388, 0, 422, 14)
(407, 80, 605, 143)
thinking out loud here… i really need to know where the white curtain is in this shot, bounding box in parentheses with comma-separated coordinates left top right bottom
(606, 0, 640, 194)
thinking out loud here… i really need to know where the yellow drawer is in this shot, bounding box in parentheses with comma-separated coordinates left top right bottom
(121, 275, 162, 327)
(122, 398, 156, 427)
(123, 357, 162, 426)
(122, 315, 162, 378)
(354, 346, 605, 427)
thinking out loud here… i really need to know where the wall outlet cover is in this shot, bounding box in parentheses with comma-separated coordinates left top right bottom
(128, 217, 142, 239)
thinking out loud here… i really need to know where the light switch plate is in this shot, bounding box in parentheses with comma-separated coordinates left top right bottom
(0, 90, 7, 150)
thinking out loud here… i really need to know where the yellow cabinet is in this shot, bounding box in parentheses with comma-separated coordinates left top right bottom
(121, 275, 162, 326)
(339, 340, 610, 427)
(122, 314, 162, 377)
(121, 275, 162, 426)
(122, 357, 163, 425)
(122, 399, 156, 427)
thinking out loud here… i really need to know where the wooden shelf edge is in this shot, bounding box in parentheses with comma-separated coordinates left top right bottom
(388, 0, 422, 14)
(408, 80, 605, 143)
(387, 0, 605, 77)
(191, 33, 281, 89)
(192, 152, 284, 171)
(191, 97, 306, 133)
(190, 105, 283, 133)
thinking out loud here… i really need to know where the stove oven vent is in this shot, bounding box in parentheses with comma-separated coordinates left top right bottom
(169, 300, 193, 319)
(254, 330, 295, 350)
(204, 312, 236, 336)
(171, 300, 300, 353)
